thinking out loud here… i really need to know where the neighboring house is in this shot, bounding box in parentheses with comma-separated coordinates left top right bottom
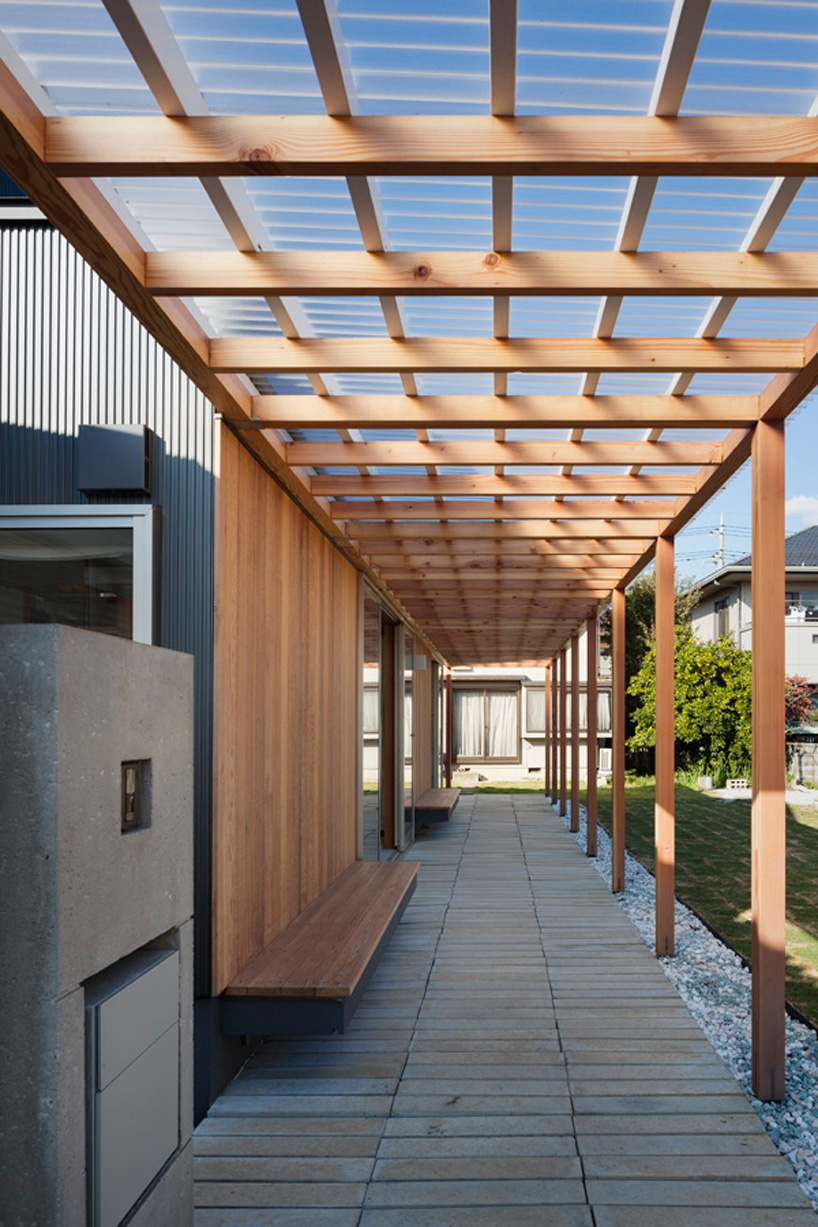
(692, 525, 818, 690)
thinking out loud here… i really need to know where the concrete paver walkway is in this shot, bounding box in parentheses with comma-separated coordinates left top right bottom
(194, 795, 816, 1225)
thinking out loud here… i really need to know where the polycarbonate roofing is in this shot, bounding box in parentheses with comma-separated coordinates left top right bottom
(2, 0, 818, 662)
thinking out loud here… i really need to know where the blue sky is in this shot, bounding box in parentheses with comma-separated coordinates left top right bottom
(677, 390, 818, 582)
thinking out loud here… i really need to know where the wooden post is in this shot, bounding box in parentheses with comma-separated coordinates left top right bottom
(586, 616, 598, 857)
(751, 419, 786, 1102)
(544, 662, 551, 799)
(559, 645, 568, 818)
(444, 667, 453, 788)
(571, 633, 581, 833)
(655, 534, 675, 956)
(612, 587, 626, 893)
(551, 657, 559, 805)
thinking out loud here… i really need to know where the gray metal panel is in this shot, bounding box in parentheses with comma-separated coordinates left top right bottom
(95, 952, 179, 1089)
(0, 225, 215, 995)
(95, 1024, 179, 1227)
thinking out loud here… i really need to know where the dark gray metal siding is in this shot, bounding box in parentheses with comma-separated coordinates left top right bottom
(0, 224, 215, 993)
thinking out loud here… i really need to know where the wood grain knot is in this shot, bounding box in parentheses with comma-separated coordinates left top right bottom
(483, 252, 501, 268)
(414, 264, 431, 280)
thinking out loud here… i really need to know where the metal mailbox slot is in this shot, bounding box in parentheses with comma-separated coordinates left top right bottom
(86, 948, 179, 1227)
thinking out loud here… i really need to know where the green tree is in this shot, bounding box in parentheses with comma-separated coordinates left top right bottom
(628, 627, 753, 781)
(600, 570, 701, 737)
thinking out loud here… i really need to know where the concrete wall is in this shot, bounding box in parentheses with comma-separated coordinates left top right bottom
(0, 625, 194, 1227)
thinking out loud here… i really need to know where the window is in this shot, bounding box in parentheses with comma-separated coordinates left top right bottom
(0, 507, 157, 643)
(715, 596, 730, 638)
(453, 686, 520, 763)
(524, 687, 546, 735)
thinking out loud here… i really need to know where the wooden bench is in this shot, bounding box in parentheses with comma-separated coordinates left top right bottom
(220, 859, 417, 1036)
(415, 787, 461, 824)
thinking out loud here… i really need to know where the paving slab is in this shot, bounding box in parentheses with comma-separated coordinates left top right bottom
(195, 795, 814, 1224)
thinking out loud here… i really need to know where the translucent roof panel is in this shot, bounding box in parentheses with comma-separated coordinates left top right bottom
(641, 179, 769, 251)
(403, 297, 493, 337)
(683, 0, 818, 116)
(723, 299, 818, 338)
(163, 0, 326, 114)
(516, 0, 675, 115)
(615, 298, 720, 338)
(337, 0, 490, 115)
(513, 178, 631, 250)
(375, 178, 492, 251)
(510, 299, 606, 338)
(244, 178, 364, 250)
(768, 181, 818, 252)
(194, 299, 284, 337)
(299, 298, 390, 337)
(108, 180, 233, 251)
(0, 0, 159, 114)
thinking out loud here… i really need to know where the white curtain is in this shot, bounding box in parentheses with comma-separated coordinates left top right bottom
(363, 688, 379, 734)
(598, 691, 612, 732)
(487, 691, 517, 758)
(454, 691, 483, 757)
(404, 687, 413, 759)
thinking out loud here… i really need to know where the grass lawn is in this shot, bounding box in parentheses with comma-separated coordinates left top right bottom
(590, 780, 818, 1027)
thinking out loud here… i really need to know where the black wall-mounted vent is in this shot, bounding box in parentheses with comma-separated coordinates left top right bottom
(78, 424, 154, 495)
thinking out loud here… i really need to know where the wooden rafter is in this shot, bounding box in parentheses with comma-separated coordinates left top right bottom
(246, 394, 757, 432)
(287, 440, 721, 467)
(331, 500, 676, 521)
(45, 114, 818, 177)
(211, 337, 802, 375)
(147, 249, 818, 298)
(311, 473, 700, 497)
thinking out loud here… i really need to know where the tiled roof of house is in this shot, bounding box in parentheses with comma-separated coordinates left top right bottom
(735, 525, 818, 568)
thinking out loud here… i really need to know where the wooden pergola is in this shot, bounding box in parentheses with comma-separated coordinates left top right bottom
(1, 0, 813, 1102)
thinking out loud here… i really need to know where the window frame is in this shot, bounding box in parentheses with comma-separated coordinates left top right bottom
(453, 682, 521, 765)
(0, 505, 158, 644)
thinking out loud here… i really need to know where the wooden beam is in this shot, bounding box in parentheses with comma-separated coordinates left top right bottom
(148, 248, 818, 298)
(571, 632, 581, 834)
(751, 420, 786, 1102)
(313, 472, 702, 497)
(294, 441, 719, 468)
(360, 538, 644, 556)
(612, 586, 626, 894)
(586, 616, 598, 858)
(46, 114, 818, 177)
(361, 545, 641, 564)
(347, 521, 658, 541)
(335, 500, 677, 521)
(212, 336, 801, 376)
(655, 533, 675, 958)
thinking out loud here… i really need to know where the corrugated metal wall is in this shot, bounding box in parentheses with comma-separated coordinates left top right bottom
(0, 223, 215, 992)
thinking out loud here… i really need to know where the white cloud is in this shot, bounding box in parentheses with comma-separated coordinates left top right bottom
(785, 496, 818, 526)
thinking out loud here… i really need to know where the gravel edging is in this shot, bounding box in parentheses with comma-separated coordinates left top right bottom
(560, 801, 818, 1212)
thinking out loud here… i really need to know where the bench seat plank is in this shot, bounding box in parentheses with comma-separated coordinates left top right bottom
(416, 787, 461, 812)
(224, 860, 417, 1001)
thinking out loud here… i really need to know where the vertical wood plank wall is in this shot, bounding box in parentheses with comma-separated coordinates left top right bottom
(212, 427, 360, 994)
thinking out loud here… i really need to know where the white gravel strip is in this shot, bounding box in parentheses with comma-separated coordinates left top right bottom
(560, 800, 818, 1212)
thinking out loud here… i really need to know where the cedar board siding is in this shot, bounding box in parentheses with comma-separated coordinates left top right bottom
(213, 425, 359, 994)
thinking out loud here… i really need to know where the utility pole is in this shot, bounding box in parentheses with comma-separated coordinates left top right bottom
(711, 512, 725, 569)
